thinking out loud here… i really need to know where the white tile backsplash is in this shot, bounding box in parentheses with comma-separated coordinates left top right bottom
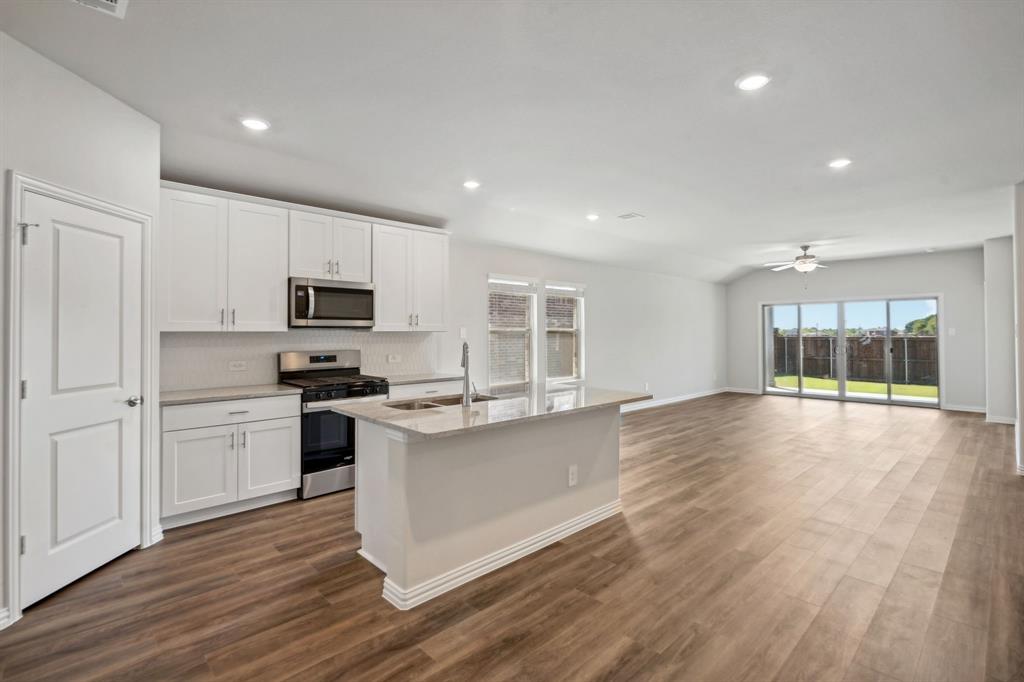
(161, 329, 439, 390)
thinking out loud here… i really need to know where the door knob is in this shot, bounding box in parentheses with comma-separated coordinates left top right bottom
(125, 396, 144, 407)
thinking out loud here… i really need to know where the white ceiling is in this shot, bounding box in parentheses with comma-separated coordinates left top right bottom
(2, 0, 1022, 282)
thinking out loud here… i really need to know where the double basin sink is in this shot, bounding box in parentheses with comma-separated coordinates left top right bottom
(384, 394, 498, 411)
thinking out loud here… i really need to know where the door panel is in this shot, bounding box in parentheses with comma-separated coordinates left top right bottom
(765, 304, 799, 393)
(228, 200, 289, 331)
(412, 231, 449, 331)
(289, 210, 334, 279)
(160, 189, 228, 331)
(334, 217, 372, 282)
(800, 303, 839, 397)
(889, 299, 939, 405)
(372, 225, 413, 331)
(843, 300, 889, 401)
(20, 190, 143, 607)
(238, 417, 300, 500)
(162, 425, 238, 516)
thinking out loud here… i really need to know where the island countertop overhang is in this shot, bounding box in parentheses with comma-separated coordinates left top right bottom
(330, 386, 651, 439)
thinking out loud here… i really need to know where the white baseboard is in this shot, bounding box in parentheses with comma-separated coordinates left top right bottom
(723, 387, 761, 394)
(986, 415, 1017, 425)
(941, 403, 986, 414)
(381, 498, 623, 610)
(161, 490, 297, 530)
(357, 548, 387, 573)
(0, 608, 11, 631)
(621, 388, 728, 413)
(148, 524, 164, 546)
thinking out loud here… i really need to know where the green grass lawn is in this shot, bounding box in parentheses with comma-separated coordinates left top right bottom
(771, 375, 938, 399)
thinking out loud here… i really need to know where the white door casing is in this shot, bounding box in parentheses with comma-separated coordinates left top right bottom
(289, 210, 334, 279)
(227, 200, 289, 331)
(17, 189, 145, 607)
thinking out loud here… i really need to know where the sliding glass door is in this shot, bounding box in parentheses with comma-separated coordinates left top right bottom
(763, 298, 939, 407)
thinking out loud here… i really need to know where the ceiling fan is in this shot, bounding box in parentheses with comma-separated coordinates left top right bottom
(764, 245, 828, 273)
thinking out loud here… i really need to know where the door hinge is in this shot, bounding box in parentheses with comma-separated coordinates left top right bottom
(20, 379, 27, 399)
(17, 222, 39, 246)
(19, 535, 26, 555)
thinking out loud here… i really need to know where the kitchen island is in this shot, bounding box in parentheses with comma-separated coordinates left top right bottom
(331, 385, 650, 609)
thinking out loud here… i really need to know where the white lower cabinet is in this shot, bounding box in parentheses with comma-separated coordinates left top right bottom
(162, 424, 238, 516)
(237, 417, 301, 500)
(161, 396, 300, 521)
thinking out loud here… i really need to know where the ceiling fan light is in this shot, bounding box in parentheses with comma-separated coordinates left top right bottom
(793, 260, 817, 273)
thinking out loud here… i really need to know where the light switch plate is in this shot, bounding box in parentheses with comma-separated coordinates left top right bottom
(228, 361, 247, 372)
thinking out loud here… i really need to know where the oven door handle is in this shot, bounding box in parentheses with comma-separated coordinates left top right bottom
(303, 402, 345, 413)
(307, 285, 316, 320)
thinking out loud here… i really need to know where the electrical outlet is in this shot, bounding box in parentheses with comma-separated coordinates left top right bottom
(568, 464, 578, 488)
(228, 361, 247, 372)
(948, 327, 957, 337)
(387, 354, 401, 363)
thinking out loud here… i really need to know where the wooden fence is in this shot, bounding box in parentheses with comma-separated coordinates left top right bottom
(773, 335, 937, 385)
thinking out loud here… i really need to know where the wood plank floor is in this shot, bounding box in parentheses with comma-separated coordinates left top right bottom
(1, 393, 1021, 681)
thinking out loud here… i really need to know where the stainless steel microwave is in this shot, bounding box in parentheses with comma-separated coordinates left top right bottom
(289, 278, 375, 327)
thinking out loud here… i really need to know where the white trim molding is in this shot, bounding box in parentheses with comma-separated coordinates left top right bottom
(160, 491, 297, 530)
(620, 388, 727, 413)
(941, 404, 986, 414)
(723, 387, 761, 395)
(381, 499, 622, 610)
(0, 608, 11, 630)
(986, 415, 1017, 425)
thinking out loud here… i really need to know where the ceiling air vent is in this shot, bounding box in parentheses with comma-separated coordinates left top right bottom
(617, 212, 646, 220)
(68, 0, 128, 19)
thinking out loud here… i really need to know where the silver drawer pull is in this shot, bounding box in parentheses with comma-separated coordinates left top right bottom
(228, 410, 250, 415)
(425, 390, 439, 394)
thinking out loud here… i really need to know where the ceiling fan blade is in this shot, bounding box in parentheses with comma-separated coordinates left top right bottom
(771, 263, 795, 271)
(763, 261, 794, 267)
(816, 264, 829, 269)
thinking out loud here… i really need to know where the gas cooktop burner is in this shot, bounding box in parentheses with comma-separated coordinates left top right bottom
(281, 374, 387, 389)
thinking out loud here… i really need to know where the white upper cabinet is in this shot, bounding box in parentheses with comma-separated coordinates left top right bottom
(160, 189, 228, 331)
(227, 201, 289, 332)
(289, 212, 371, 283)
(289, 210, 334, 279)
(160, 190, 288, 332)
(334, 217, 372, 282)
(412, 230, 449, 331)
(372, 224, 449, 332)
(372, 224, 414, 331)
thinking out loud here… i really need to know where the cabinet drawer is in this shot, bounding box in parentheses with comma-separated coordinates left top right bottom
(389, 380, 462, 400)
(163, 395, 300, 432)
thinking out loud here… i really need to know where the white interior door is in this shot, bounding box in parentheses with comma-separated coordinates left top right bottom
(19, 189, 144, 607)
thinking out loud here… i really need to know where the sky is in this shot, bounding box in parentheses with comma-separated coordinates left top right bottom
(769, 299, 936, 332)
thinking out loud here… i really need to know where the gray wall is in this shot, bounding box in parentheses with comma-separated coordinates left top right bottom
(725, 248, 987, 411)
(0, 32, 160, 617)
(441, 240, 727, 404)
(984, 237, 1016, 423)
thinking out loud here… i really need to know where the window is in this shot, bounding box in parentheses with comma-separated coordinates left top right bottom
(487, 277, 536, 391)
(545, 283, 584, 382)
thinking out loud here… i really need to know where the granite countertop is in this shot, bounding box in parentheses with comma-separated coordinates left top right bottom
(385, 372, 463, 386)
(160, 384, 302, 406)
(330, 385, 651, 439)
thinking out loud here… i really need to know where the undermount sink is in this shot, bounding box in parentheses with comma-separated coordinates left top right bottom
(384, 394, 498, 411)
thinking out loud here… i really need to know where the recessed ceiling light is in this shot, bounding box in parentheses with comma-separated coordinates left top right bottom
(735, 73, 771, 91)
(463, 180, 481, 190)
(586, 214, 600, 222)
(828, 158, 852, 169)
(240, 118, 270, 131)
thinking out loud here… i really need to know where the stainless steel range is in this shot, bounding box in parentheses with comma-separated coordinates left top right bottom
(278, 350, 388, 498)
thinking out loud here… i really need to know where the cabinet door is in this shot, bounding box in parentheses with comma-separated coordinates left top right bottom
(161, 424, 238, 516)
(237, 417, 301, 500)
(227, 200, 289, 331)
(334, 217, 372, 282)
(159, 189, 229, 331)
(289, 210, 334, 279)
(372, 224, 413, 331)
(412, 231, 449, 331)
